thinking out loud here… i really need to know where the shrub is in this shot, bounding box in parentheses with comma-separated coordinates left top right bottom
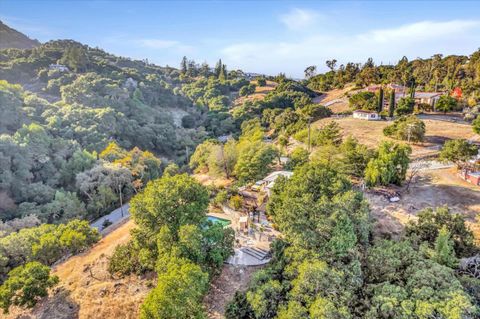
(383, 115, 425, 143)
(395, 97, 415, 115)
(0, 262, 59, 313)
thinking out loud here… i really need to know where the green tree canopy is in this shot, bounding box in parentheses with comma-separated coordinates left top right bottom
(0, 262, 59, 313)
(439, 139, 478, 169)
(364, 141, 411, 186)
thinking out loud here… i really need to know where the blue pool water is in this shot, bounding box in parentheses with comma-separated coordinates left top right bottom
(206, 216, 231, 227)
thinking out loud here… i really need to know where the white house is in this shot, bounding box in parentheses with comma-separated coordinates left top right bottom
(353, 110, 381, 121)
(413, 92, 443, 107)
(252, 171, 293, 195)
(49, 64, 69, 72)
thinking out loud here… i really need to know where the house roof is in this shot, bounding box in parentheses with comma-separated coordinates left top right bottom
(414, 92, 443, 99)
(262, 171, 293, 183)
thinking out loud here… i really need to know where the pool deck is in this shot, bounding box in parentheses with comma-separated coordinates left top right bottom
(207, 210, 279, 266)
(226, 248, 271, 266)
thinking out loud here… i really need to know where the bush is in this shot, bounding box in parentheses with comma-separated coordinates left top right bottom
(229, 195, 243, 210)
(256, 78, 267, 87)
(436, 95, 458, 113)
(395, 97, 415, 115)
(383, 115, 425, 143)
(239, 84, 257, 96)
(226, 291, 255, 319)
(108, 241, 146, 276)
(181, 115, 195, 128)
(213, 190, 228, 207)
(0, 262, 59, 313)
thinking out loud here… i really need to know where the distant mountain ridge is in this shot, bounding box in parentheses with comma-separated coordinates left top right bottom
(0, 20, 41, 50)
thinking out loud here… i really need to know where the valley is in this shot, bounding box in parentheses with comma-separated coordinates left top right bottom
(1, 5, 480, 319)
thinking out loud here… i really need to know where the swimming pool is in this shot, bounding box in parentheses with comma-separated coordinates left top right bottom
(206, 216, 231, 227)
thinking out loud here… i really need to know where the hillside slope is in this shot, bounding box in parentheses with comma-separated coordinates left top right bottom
(0, 21, 41, 49)
(6, 220, 153, 319)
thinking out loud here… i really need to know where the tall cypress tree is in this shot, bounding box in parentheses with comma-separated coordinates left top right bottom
(377, 87, 384, 112)
(180, 56, 187, 75)
(389, 90, 395, 117)
(214, 59, 222, 78)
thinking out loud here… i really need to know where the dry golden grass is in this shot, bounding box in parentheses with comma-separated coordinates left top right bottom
(313, 116, 478, 158)
(233, 80, 276, 106)
(7, 220, 154, 319)
(193, 173, 233, 188)
(313, 84, 356, 104)
(312, 84, 356, 114)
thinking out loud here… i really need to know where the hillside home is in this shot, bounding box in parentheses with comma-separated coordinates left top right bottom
(394, 91, 444, 108)
(49, 64, 69, 72)
(366, 83, 407, 94)
(353, 110, 380, 121)
(252, 170, 293, 195)
(413, 92, 443, 107)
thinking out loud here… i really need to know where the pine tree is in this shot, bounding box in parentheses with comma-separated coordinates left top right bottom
(180, 56, 188, 75)
(389, 90, 395, 117)
(200, 62, 210, 77)
(433, 226, 457, 268)
(214, 59, 222, 78)
(219, 63, 227, 81)
(377, 87, 384, 112)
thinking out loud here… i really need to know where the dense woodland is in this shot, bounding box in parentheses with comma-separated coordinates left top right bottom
(0, 24, 480, 318)
(306, 53, 480, 102)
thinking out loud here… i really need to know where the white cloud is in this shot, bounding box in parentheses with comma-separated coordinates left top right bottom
(361, 20, 480, 43)
(222, 19, 480, 77)
(279, 8, 320, 30)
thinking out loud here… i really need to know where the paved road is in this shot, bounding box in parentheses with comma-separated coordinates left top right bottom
(90, 203, 130, 232)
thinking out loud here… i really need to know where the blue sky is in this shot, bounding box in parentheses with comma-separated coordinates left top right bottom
(2, 1, 480, 77)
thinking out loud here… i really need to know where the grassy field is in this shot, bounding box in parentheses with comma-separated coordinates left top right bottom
(233, 80, 276, 106)
(312, 84, 355, 113)
(313, 116, 477, 158)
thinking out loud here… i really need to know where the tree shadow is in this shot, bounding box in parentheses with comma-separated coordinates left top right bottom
(19, 287, 80, 319)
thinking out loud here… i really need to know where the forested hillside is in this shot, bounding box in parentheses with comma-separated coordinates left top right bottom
(0, 32, 245, 225)
(306, 53, 480, 101)
(0, 21, 40, 50)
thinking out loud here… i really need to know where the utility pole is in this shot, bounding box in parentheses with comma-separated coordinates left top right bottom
(119, 184, 124, 217)
(407, 123, 414, 144)
(308, 117, 312, 152)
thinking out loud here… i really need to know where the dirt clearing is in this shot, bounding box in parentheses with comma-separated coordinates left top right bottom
(368, 168, 480, 242)
(204, 265, 263, 319)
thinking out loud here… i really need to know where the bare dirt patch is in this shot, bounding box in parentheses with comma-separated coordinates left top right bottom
(7, 220, 154, 319)
(204, 265, 263, 319)
(368, 168, 480, 243)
